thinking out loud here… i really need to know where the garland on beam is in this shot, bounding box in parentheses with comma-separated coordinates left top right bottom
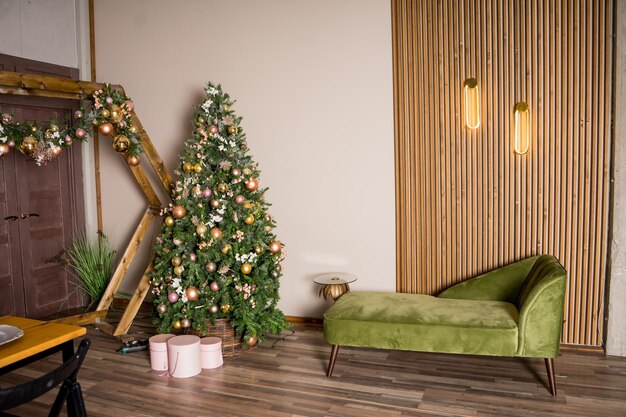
(0, 84, 143, 166)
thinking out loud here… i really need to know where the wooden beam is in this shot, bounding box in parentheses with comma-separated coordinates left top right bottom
(130, 112, 173, 193)
(0, 71, 114, 96)
(113, 257, 154, 336)
(50, 310, 107, 326)
(96, 209, 155, 311)
(125, 157, 163, 209)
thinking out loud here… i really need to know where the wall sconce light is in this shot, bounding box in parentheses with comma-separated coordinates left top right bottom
(464, 78, 480, 129)
(514, 102, 530, 154)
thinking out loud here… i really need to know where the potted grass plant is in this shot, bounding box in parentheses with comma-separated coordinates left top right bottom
(66, 233, 116, 308)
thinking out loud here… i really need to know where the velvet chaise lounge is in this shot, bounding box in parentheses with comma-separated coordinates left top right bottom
(323, 255, 567, 395)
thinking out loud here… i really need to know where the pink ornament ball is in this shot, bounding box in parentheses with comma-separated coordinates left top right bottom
(235, 195, 245, 205)
(210, 281, 219, 292)
(64, 136, 73, 145)
(209, 125, 218, 134)
(168, 292, 179, 303)
(8, 140, 15, 148)
(75, 128, 86, 139)
(202, 188, 213, 198)
(105, 96, 113, 104)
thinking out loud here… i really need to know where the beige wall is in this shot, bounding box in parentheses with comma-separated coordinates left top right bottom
(94, 0, 396, 317)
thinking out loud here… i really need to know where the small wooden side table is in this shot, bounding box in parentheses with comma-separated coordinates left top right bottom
(314, 273, 358, 301)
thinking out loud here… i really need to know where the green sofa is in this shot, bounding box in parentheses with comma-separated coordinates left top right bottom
(323, 255, 567, 395)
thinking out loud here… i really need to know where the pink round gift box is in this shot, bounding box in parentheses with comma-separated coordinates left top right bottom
(148, 334, 175, 371)
(200, 337, 223, 369)
(167, 335, 202, 378)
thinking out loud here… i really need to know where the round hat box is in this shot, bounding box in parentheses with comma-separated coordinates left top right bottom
(200, 337, 223, 369)
(167, 335, 201, 378)
(148, 333, 176, 371)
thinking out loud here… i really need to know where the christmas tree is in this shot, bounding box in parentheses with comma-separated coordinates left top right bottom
(151, 82, 288, 346)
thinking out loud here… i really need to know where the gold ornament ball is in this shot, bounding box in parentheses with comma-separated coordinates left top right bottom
(185, 286, 199, 301)
(92, 119, 99, 126)
(206, 261, 217, 272)
(220, 304, 232, 313)
(100, 109, 111, 118)
(110, 105, 123, 123)
(171, 256, 182, 267)
(240, 263, 252, 275)
(245, 178, 259, 191)
(227, 125, 238, 135)
(112, 135, 130, 153)
(50, 124, 59, 132)
(243, 168, 252, 175)
(255, 246, 263, 254)
(223, 104, 230, 111)
(19, 136, 38, 156)
(126, 154, 141, 166)
(196, 224, 208, 235)
(98, 122, 114, 136)
(183, 162, 193, 172)
(129, 125, 138, 134)
(221, 244, 232, 254)
(247, 335, 258, 348)
(243, 202, 255, 209)
(50, 146, 62, 158)
(194, 164, 203, 173)
(173, 265, 184, 276)
(231, 167, 242, 177)
(209, 305, 219, 314)
(270, 270, 279, 279)
(156, 303, 167, 314)
(217, 183, 228, 193)
(264, 225, 273, 232)
(269, 241, 282, 254)
(244, 214, 255, 225)
(210, 227, 223, 240)
(0, 143, 10, 157)
(164, 216, 175, 227)
(172, 205, 187, 219)
(44, 130, 53, 140)
(180, 318, 191, 328)
(210, 199, 221, 209)
(197, 116, 205, 124)
(173, 320, 182, 330)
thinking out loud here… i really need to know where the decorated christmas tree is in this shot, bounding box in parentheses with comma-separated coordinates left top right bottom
(151, 83, 288, 346)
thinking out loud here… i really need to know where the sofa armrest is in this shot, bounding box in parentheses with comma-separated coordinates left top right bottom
(516, 258, 567, 358)
(437, 256, 540, 303)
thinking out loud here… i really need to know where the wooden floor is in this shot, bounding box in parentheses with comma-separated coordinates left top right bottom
(2, 320, 626, 417)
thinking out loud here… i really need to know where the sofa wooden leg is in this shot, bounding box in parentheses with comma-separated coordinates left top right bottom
(545, 358, 557, 396)
(327, 345, 340, 377)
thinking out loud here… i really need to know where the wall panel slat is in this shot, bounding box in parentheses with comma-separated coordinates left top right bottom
(392, 0, 613, 346)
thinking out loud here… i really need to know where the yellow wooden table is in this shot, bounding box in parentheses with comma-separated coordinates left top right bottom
(0, 316, 86, 369)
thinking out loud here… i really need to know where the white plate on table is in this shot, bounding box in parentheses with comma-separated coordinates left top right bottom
(0, 324, 24, 346)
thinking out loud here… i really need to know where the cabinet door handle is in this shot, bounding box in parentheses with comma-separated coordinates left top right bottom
(4, 215, 19, 221)
(21, 213, 40, 219)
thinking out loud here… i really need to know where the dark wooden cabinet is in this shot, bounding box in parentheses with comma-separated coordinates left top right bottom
(0, 54, 86, 317)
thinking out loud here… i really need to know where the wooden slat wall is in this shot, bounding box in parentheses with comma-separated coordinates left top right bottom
(392, 0, 613, 346)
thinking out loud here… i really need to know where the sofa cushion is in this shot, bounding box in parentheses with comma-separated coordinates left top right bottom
(323, 292, 519, 356)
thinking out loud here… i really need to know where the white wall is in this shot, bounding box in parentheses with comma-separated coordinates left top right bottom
(94, 0, 396, 317)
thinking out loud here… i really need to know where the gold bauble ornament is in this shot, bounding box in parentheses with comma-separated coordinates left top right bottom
(244, 214, 255, 225)
(220, 304, 232, 313)
(210, 227, 223, 240)
(264, 225, 273, 232)
(44, 130, 53, 140)
(173, 320, 182, 330)
(180, 318, 191, 328)
(51, 147, 63, 158)
(100, 109, 111, 118)
(156, 303, 167, 314)
(129, 125, 138, 134)
(112, 135, 130, 153)
(247, 335, 258, 348)
(243, 168, 252, 175)
(231, 167, 242, 177)
(221, 244, 232, 254)
(197, 116, 205, 124)
(243, 202, 255, 209)
(173, 265, 184, 276)
(183, 162, 193, 172)
(223, 104, 230, 111)
(126, 154, 141, 166)
(255, 246, 263, 254)
(185, 286, 199, 301)
(98, 122, 114, 136)
(268, 241, 282, 254)
(196, 224, 208, 235)
(19, 136, 38, 156)
(194, 164, 203, 173)
(245, 178, 259, 191)
(50, 124, 59, 132)
(92, 119, 99, 126)
(240, 263, 252, 275)
(171, 256, 182, 267)
(210, 199, 221, 209)
(172, 205, 187, 219)
(164, 216, 175, 227)
(109, 105, 123, 123)
(227, 125, 238, 134)
(206, 261, 217, 272)
(217, 183, 228, 193)
(0, 143, 10, 157)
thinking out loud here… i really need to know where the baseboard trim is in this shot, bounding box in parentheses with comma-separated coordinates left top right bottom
(286, 316, 323, 325)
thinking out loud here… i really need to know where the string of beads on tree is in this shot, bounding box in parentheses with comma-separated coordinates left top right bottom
(151, 82, 288, 347)
(0, 84, 143, 165)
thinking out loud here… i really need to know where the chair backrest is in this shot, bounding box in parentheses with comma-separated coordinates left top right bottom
(0, 338, 90, 412)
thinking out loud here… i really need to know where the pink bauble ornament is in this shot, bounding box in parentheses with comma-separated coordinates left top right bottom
(268, 241, 282, 254)
(202, 188, 213, 198)
(173, 238, 182, 246)
(189, 253, 197, 263)
(245, 178, 259, 191)
(168, 292, 179, 303)
(64, 136, 73, 146)
(105, 96, 113, 104)
(75, 128, 86, 139)
(98, 122, 114, 136)
(247, 335, 258, 348)
(185, 286, 199, 301)
(235, 195, 245, 205)
(209, 305, 219, 314)
(51, 147, 63, 157)
(7, 140, 15, 148)
(210, 281, 219, 292)
(209, 125, 218, 134)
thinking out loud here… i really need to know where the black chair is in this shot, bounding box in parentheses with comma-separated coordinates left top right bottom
(0, 338, 90, 417)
